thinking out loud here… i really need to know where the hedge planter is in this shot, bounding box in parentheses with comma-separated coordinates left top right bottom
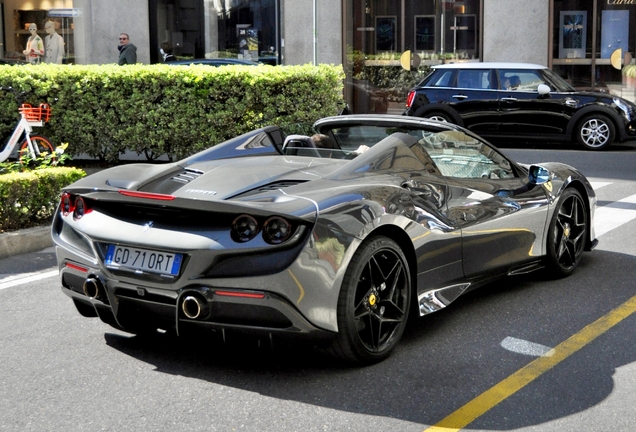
(0, 63, 345, 163)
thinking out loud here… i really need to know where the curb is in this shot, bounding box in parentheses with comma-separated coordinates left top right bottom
(0, 226, 53, 259)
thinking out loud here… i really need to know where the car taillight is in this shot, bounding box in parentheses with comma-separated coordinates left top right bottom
(73, 196, 91, 220)
(230, 214, 293, 244)
(263, 216, 292, 244)
(406, 90, 416, 108)
(60, 192, 74, 216)
(231, 215, 260, 242)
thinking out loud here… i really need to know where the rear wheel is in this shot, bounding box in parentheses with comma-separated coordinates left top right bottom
(19, 135, 55, 164)
(576, 114, 615, 150)
(424, 112, 452, 123)
(545, 188, 587, 277)
(326, 236, 411, 364)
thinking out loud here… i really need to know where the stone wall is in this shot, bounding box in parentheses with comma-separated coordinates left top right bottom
(482, 0, 550, 66)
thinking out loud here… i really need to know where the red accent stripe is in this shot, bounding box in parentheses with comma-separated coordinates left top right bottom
(118, 190, 176, 201)
(65, 262, 88, 273)
(214, 290, 266, 299)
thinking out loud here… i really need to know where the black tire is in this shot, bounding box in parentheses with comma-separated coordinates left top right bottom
(575, 114, 615, 150)
(545, 188, 587, 277)
(19, 135, 55, 164)
(326, 236, 411, 364)
(424, 112, 452, 123)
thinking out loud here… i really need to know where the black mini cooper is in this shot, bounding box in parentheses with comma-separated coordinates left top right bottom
(404, 62, 636, 150)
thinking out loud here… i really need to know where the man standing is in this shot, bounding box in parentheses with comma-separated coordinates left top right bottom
(44, 21, 65, 64)
(118, 33, 137, 65)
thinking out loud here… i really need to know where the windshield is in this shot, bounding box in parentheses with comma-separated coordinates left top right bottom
(542, 68, 577, 92)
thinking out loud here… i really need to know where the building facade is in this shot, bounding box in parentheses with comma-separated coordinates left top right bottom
(1, 0, 634, 112)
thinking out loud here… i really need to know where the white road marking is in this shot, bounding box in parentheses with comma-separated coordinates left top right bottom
(0, 269, 58, 291)
(594, 193, 636, 237)
(500, 336, 554, 357)
(590, 181, 611, 191)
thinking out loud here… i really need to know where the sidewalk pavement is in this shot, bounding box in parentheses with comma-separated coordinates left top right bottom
(0, 226, 52, 259)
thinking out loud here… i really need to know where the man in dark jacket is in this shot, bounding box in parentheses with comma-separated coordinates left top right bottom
(118, 33, 137, 65)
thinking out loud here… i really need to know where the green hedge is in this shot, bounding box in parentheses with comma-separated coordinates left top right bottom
(0, 63, 345, 162)
(0, 167, 85, 232)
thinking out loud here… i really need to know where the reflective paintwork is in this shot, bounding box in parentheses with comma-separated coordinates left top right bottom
(52, 115, 597, 360)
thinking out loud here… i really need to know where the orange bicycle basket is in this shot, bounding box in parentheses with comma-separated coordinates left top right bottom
(19, 103, 52, 122)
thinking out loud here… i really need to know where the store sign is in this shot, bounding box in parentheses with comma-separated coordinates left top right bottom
(48, 8, 83, 18)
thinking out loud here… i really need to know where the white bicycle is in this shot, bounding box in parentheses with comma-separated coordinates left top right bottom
(0, 87, 54, 164)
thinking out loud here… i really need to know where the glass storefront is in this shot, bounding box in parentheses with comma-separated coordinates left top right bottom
(149, 0, 280, 65)
(551, 0, 636, 95)
(344, 0, 482, 114)
(1, 0, 76, 64)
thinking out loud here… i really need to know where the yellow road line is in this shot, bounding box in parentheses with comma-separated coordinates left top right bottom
(425, 294, 636, 432)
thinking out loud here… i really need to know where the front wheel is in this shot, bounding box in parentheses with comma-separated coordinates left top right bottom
(576, 114, 615, 150)
(326, 236, 411, 364)
(19, 135, 55, 165)
(545, 188, 587, 277)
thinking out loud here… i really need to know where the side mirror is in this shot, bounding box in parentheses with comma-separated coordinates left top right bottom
(537, 84, 551, 96)
(497, 165, 552, 198)
(528, 165, 551, 185)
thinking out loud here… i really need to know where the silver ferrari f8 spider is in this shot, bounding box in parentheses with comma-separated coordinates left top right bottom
(53, 115, 597, 364)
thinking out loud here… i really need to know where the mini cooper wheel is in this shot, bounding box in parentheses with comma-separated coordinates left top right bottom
(424, 112, 452, 123)
(545, 188, 587, 277)
(327, 236, 411, 364)
(576, 114, 615, 150)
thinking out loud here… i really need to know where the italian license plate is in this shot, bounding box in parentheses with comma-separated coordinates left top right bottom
(105, 245, 183, 276)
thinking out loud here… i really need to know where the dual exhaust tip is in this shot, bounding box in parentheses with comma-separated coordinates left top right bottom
(83, 276, 209, 321)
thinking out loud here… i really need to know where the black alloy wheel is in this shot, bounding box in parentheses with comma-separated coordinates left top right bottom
(327, 236, 411, 364)
(545, 188, 587, 277)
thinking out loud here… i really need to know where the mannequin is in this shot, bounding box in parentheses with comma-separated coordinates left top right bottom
(23, 23, 44, 64)
(44, 21, 65, 64)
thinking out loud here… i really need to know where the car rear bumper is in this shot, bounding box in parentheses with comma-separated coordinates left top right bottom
(60, 266, 336, 344)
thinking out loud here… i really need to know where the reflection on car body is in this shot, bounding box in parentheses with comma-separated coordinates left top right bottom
(53, 115, 597, 365)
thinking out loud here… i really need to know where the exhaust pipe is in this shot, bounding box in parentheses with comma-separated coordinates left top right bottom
(83, 277, 104, 299)
(182, 295, 209, 320)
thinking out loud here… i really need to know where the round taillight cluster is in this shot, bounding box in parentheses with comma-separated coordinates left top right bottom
(231, 214, 293, 245)
(60, 193, 90, 220)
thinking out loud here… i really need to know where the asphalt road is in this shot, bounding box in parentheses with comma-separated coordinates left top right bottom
(1, 143, 636, 431)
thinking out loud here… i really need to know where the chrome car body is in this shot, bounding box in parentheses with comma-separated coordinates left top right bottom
(53, 115, 597, 364)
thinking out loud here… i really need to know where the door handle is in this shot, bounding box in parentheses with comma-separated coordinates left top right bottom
(500, 97, 518, 102)
(451, 94, 468, 100)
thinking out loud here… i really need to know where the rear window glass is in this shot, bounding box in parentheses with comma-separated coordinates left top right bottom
(426, 70, 454, 87)
(456, 69, 492, 89)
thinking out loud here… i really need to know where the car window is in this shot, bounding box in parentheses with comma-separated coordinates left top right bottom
(499, 70, 547, 91)
(427, 70, 454, 87)
(417, 130, 516, 179)
(456, 69, 492, 90)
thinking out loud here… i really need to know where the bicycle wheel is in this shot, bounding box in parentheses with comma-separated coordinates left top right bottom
(19, 135, 55, 164)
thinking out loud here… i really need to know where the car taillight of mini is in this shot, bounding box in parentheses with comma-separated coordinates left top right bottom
(406, 90, 415, 108)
